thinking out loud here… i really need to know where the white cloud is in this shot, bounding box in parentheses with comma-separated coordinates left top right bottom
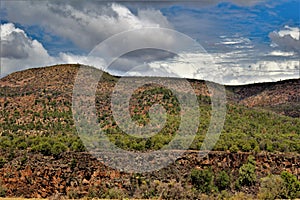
(278, 26, 300, 40)
(269, 26, 300, 52)
(0, 23, 109, 77)
(219, 37, 251, 45)
(118, 50, 299, 85)
(267, 51, 295, 57)
(1, 0, 299, 87)
(58, 53, 105, 69)
(3, 1, 172, 51)
(1, 0, 176, 77)
(0, 23, 56, 77)
(1, 22, 299, 85)
(250, 60, 299, 72)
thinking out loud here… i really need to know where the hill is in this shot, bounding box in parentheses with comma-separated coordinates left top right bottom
(228, 79, 300, 117)
(1, 64, 299, 153)
(0, 64, 299, 198)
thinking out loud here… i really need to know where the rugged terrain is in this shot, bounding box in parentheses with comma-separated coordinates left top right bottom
(0, 150, 299, 198)
(0, 64, 299, 199)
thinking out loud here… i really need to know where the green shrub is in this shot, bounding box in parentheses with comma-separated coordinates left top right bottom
(32, 141, 52, 156)
(71, 141, 85, 152)
(0, 184, 6, 197)
(105, 187, 126, 199)
(20, 156, 27, 166)
(145, 139, 152, 149)
(241, 143, 252, 152)
(280, 171, 300, 199)
(156, 180, 193, 200)
(17, 141, 27, 150)
(229, 192, 254, 200)
(190, 168, 215, 194)
(130, 140, 145, 151)
(70, 158, 77, 170)
(67, 189, 80, 199)
(217, 190, 231, 199)
(238, 157, 256, 186)
(0, 157, 6, 168)
(266, 143, 274, 152)
(229, 145, 239, 153)
(87, 186, 104, 198)
(247, 155, 256, 165)
(51, 142, 67, 158)
(215, 171, 230, 191)
(234, 180, 241, 190)
(258, 175, 285, 200)
(7, 148, 15, 161)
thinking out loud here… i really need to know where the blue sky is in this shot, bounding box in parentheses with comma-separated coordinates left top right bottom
(1, 0, 299, 84)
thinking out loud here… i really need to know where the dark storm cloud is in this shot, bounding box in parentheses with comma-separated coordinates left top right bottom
(109, 49, 176, 72)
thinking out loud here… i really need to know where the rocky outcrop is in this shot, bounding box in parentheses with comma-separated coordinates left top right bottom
(0, 150, 299, 198)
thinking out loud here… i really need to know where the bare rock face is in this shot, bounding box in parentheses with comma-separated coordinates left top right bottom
(0, 150, 299, 198)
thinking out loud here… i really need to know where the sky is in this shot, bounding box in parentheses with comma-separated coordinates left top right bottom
(0, 0, 299, 85)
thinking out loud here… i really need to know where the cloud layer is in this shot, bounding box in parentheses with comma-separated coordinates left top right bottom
(1, 21, 299, 85)
(3, 1, 172, 51)
(1, 1, 299, 85)
(269, 26, 300, 52)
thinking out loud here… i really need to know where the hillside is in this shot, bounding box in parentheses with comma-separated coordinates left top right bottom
(1, 64, 299, 153)
(0, 64, 299, 198)
(228, 79, 300, 117)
